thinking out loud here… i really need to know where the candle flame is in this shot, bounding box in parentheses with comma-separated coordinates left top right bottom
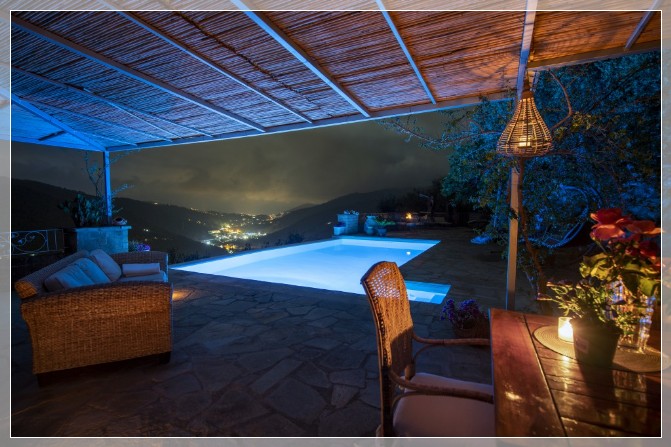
(558, 317, 573, 343)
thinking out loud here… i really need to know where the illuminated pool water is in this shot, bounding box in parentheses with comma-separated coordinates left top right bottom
(173, 236, 450, 304)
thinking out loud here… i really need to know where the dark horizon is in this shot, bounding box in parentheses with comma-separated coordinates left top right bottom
(11, 112, 451, 215)
(10, 175, 428, 218)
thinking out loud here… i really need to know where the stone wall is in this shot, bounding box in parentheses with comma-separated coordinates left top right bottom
(64, 226, 130, 254)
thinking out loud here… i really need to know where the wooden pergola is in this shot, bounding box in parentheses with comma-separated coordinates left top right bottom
(3, 1, 662, 306)
(7, 6, 660, 152)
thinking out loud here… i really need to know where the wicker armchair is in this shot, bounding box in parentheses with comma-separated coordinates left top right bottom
(360, 261, 495, 437)
(15, 250, 173, 378)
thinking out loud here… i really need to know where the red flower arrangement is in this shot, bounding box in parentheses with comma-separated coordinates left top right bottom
(540, 208, 661, 337)
(584, 208, 661, 298)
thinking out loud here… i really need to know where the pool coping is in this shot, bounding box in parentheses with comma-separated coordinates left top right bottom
(171, 235, 440, 269)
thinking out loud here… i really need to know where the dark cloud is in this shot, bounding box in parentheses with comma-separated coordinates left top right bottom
(12, 113, 452, 214)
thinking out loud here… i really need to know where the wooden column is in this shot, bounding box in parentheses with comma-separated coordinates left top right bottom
(505, 165, 520, 310)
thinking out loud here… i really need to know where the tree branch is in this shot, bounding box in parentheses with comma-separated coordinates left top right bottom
(383, 118, 498, 149)
(585, 58, 656, 114)
(548, 70, 574, 132)
(384, 119, 443, 145)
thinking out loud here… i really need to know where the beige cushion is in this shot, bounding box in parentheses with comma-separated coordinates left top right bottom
(44, 263, 95, 292)
(89, 249, 122, 282)
(117, 271, 167, 283)
(122, 263, 160, 277)
(393, 373, 495, 437)
(73, 258, 111, 284)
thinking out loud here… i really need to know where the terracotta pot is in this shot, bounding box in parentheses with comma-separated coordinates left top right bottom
(571, 319, 621, 368)
(453, 320, 490, 339)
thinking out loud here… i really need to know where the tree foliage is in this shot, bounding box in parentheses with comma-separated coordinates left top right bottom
(381, 52, 661, 295)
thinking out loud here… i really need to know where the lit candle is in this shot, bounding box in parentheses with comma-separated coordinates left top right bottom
(518, 134, 531, 148)
(558, 317, 573, 342)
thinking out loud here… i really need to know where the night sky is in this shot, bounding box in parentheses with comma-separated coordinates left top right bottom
(11, 112, 451, 214)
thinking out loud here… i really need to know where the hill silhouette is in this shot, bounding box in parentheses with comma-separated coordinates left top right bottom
(11, 179, 229, 259)
(257, 188, 412, 245)
(11, 179, 420, 258)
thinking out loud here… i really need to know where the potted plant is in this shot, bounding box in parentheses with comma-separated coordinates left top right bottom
(59, 193, 130, 253)
(582, 208, 660, 300)
(542, 279, 623, 367)
(440, 299, 490, 339)
(364, 214, 378, 235)
(59, 193, 105, 227)
(374, 217, 395, 236)
(539, 208, 661, 363)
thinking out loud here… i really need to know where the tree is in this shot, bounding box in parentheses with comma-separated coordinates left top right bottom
(81, 151, 133, 222)
(381, 52, 661, 297)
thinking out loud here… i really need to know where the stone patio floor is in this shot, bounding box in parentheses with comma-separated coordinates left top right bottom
(11, 227, 555, 437)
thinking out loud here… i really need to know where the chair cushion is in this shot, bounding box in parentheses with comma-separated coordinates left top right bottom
(411, 372, 494, 395)
(117, 271, 167, 283)
(122, 262, 160, 277)
(393, 373, 495, 437)
(73, 258, 111, 284)
(89, 249, 122, 282)
(44, 263, 95, 292)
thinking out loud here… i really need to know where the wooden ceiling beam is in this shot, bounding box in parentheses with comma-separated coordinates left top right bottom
(12, 135, 97, 151)
(516, 1, 537, 98)
(117, 11, 313, 124)
(528, 41, 659, 71)
(12, 66, 212, 139)
(625, 1, 660, 50)
(376, 0, 435, 104)
(37, 130, 66, 141)
(232, 0, 371, 118)
(19, 96, 165, 144)
(11, 15, 267, 133)
(106, 91, 511, 152)
(5, 89, 106, 151)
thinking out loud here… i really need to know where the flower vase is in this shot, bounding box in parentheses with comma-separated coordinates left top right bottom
(610, 281, 655, 352)
(636, 295, 656, 352)
(609, 281, 641, 350)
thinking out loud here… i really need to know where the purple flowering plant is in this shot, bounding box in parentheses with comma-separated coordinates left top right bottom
(440, 299, 489, 331)
(128, 240, 151, 252)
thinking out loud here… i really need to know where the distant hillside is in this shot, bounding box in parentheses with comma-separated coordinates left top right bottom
(11, 179, 229, 259)
(284, 202, 318, 213)
(257, 188, 412, 245)
(11, 179, 422, 259)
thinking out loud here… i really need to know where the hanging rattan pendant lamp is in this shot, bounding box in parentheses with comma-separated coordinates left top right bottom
(497, 81, 552, 157)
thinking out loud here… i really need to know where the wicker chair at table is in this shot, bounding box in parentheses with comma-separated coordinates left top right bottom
(15, 250, 173, 382)
(361, 261, 495, 437)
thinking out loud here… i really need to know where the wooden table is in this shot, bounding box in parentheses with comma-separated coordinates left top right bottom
(490, 308, 661, 436)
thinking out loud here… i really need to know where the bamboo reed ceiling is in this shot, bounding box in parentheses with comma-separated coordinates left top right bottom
(8, 8, 661, 152)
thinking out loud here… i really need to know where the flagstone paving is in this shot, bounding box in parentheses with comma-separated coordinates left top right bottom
(11, 227, 553, 437)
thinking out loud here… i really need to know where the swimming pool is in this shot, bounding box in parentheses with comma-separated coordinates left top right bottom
(173, 236, 450, 304)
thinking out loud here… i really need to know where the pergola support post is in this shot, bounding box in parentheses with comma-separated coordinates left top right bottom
(103, 151, 112, 225)
(505, 165, 520, 310)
